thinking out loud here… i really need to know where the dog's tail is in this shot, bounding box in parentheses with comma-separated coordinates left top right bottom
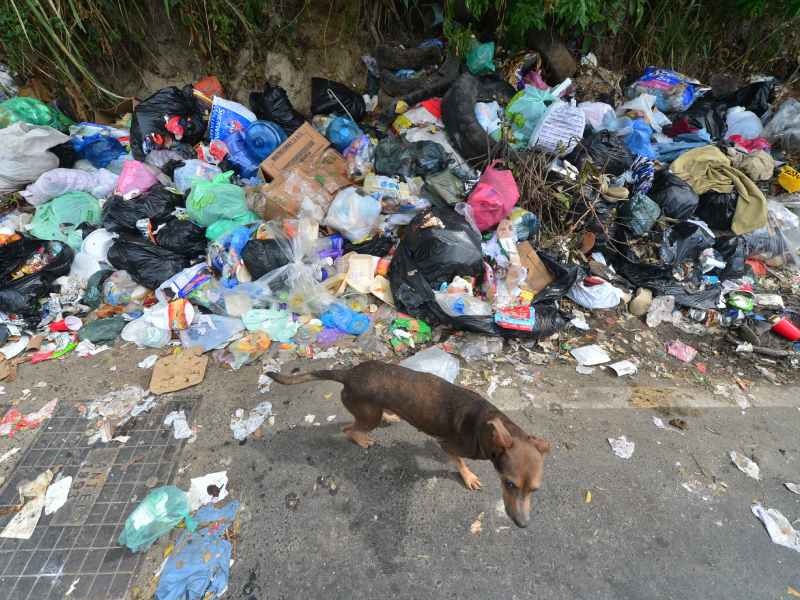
(266, 369, 348, 386)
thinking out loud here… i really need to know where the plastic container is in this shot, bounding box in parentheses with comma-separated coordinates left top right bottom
(435, 292, 493, 317)
(244, 120, 286, 162)
(772, 317, 800, 341)
(725, 107, 763, 140)
(400, 346, 460, 383)
(326, 117, 362, 152)
(224, 130, 262, 178)
(320, 303, 370, 335)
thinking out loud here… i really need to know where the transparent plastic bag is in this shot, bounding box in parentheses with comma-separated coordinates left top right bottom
(119, 486, 194, 552)
(21, 168, 118, 206)
(399, 346, 460, 383)
(763, 99, 800, 152)
(179, 314, 245, 352)
(172, 159, 222, 193)
(29, 192, 102, 250)
(323, 187, 382, 242)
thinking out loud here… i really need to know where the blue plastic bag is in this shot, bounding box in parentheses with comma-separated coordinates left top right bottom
(72, 133, 126, 168)
(155, 502, 239, 600)
(624, 119, 656, 159)
(321, 303, 370, 335)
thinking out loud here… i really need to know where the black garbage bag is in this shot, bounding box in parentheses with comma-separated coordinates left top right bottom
(565, 130, 633, 176)
(310, 78, 366, 121)
(0, 324, 8, 345)
(713, 236, 747, 279)
(249, 83, 305, 135)
(130, 85, 206, 160)
(49, 141, 79, 168)
(0, 236, 41, 281)
(0, 241, 74, 318)
(649, 171, 699, 219)
(155, 219, 207, 258)
(681, 103, 727, 139)
(695, 191, 737, 231)
(379, 53, 461, 102)
(374, 138, 448, 178)
(344, 235, 395, 257)
(389, 207, 573, 337)
(442, 73, 499, 164)
(476, 74, 517, 105)
(716, 81, 774, 117)
(241, 239, 292, 280)
(102, 185, 183, 233)
(107, 238, 190, 290)
(659, 221, 715, 265)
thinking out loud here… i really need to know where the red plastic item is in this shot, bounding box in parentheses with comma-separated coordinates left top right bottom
(48, 320, 69, 332)
(772, 318, 800, 342)
(467, 160, 520, 231)
(194, 76, 224, 98)
(419, 98, 442, 120)
(745, 258, 767, 277)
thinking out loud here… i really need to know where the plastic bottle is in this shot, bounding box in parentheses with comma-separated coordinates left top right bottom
(314, 234, 344, 259)
(320, 303, 370, 335)
(725, 107, 763, 140)
(435, 292, 493, 317)
(244, 120, 286, 162)
(326, 117, 362, 152)
(223, 130, 262, 178)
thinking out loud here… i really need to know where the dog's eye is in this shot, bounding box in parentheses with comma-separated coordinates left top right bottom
(504, 480, 517, 490)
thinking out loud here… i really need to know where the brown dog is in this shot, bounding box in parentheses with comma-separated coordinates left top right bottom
(268, 360, 550, 528)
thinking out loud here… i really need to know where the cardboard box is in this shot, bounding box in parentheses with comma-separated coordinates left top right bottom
(518, 241, 554, 294)
(301, 148, 350, 195)
(260, 122, 330, 180)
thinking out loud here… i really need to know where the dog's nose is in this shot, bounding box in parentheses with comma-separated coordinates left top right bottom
(512, 514, 530, 528)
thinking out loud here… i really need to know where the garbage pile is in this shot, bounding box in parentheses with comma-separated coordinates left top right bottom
(0, 44, 799, 390)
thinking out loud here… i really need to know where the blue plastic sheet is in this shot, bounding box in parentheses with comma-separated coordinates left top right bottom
(156, 501, 240, 600)
(624, 119, 656, 159)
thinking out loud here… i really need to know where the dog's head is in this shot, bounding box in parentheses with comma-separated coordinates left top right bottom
(481, 418, 550, 528)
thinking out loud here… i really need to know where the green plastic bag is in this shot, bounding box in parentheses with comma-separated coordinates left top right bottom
(29, 192, 101, 250)
(619, 192, 661, 236)
(77, 315, 127, 344)
(205, 211, 259, 241)
(186, 171, 252, 228)
(119, 486, 195, 553)
(505, 87, 557, 149)
(0, 97, 73, 131)
(466, 41, 496, 76)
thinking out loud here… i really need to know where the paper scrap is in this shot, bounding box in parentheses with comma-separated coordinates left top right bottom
(229, 401, 272, 441)
(164, 410, 192, 440)
(609, 360, 637, 376)
(0, 469, 53, 539)
(729, 450, 760, 480)
(608, 435, 635, 459)
(304, 414, 316, 424)
(469, 512, 484, 535)
(188, 471, 229, 511)
(570, 344, 610, 366)
(44, 476, 73, 515)
(784, 482, 800, 495)
(0, 447, 20, 465)
(138, 354, 159, 369)
(666, 340, 697, 363)
(751, 503, 800, 553)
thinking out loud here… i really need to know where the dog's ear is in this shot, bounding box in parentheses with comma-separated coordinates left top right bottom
(528, 435, 551, 455)
(486, 418, 514, 451)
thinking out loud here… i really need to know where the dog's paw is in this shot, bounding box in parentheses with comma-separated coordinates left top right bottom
(462, 471, 482, 491)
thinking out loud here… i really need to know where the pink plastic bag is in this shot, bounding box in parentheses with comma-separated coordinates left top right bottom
(467, 160, 520, 231)
(114, 160, 158, 197)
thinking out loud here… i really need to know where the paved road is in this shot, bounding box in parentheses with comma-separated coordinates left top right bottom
(1, 348, 799, 600)
(178, 358, 800, 600)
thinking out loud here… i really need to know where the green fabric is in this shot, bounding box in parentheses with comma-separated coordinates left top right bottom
(0, 97, 72, 131)
(29, 192, 101, 250)
(670, 145, 767, 234)
(186, 171, 252, 228)
(466, 42, 496, 76)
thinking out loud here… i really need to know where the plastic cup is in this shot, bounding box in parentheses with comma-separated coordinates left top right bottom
(64, 316, 83, 331)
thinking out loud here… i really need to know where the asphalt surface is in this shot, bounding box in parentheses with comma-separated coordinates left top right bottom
(1, 346, 799, 600)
